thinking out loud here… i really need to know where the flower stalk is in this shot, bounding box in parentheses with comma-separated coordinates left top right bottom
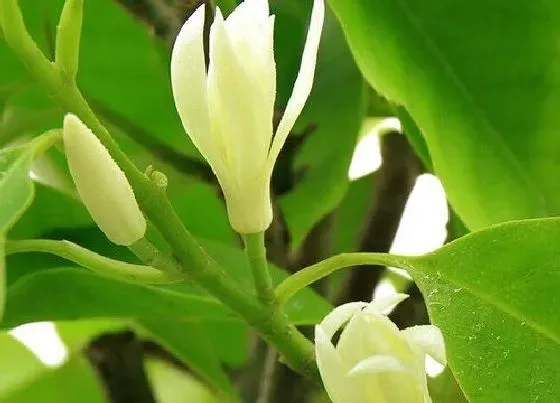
(243, 232, 275, 306)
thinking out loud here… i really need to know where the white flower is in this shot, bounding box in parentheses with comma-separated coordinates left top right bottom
(170, 0, 324, 234)
(63, 114, 146, 246)
(315, 294, 446, 403)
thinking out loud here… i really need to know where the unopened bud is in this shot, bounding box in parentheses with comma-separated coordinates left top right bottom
(63, 114, 146, 245)
(55, 0, 83, 79)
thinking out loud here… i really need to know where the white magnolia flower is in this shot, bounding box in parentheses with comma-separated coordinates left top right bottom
(170, 0, 324, 234)
(63, 114, 146, 246)
(315, 294, 446, 403)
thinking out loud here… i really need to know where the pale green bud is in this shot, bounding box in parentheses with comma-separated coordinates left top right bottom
(63, 114, 146, 246)
(170, 0, 324, 233)
(55, 0, 83, 79)
(315, 295, 446, 403)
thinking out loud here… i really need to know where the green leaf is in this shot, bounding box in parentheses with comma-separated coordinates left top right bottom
(277, 4, 365, 247)
(2, 267, 233, 328)
(328, 0, 558, 229)
(0, 237, 5, 320)
(331, 175, 374, 254)
(3, 239, 330, 328)
(0, 131, 60, 233)
(146, 359, 218, 403)
(5, 356, 105, 403)
(0, 332, 43, 399)
(407, 218, 560, 402)
(9, 184, 90, 239)
(172, 183, 236, 246)
(0, 146, 35, 233)
(200, 320, 249, 368)
(428, 368, 468, 403)
(138, 319, 237, 399)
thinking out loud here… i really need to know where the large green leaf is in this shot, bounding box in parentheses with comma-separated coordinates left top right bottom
(3, 239, 330, 328)
(405, 218, 560, 402)
(275, 4, 365, 247)
(2, 267, 233, 328)
(329, 0, 559, 229)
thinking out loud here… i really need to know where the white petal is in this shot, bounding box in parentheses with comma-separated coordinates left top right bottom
(364, 293, 409, 315)
(171, 6, 218, 169)
(401, 325, 447, 365)
(224, 0, 276, 114)
(315, 326, 369, 403)
(319, 302, 368, 339)
(226, 0, 269, 29)
(266, 0, 324, 171)
(207, 8, 272, 184)
(347, 354, 408, 376)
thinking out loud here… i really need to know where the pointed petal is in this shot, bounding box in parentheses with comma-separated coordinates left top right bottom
(364, 293, 409, 315)
(315, 326, 368, 403)
(347, 354, 408, 376)
(224, 0, 276, 114)
(267, 0, 324, 171)
(171, 6, 218, 169)
(207, 7, 272, 184)
(401, 325, 447, 365)
(319, 302, 368, 339)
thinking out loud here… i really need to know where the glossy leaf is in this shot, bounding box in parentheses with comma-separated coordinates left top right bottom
(2, 267, 233, 328)
(407, 218, 560, 402)
(3, 239, 330, 328)
(329, 0, 559, 229)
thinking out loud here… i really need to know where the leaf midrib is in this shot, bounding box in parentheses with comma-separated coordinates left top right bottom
(393, 0, 549, 210)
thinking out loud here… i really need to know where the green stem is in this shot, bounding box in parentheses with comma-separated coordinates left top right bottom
(5, 239, 170, 284)
(242, 232, 276, 306)
(1, 0, 318, 380)
(275, 252, 415, 304)
(140, 190, 320, 380)
(129, 238, 182, 280)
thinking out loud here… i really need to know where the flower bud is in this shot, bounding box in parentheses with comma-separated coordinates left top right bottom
(63, 114, 146, 246)
(55, 0, 83, 79)
(315, 295, 446, 403)
(171, 0, 324, 233)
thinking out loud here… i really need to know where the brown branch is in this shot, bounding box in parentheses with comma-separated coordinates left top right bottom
(85, 330, 157, 403)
